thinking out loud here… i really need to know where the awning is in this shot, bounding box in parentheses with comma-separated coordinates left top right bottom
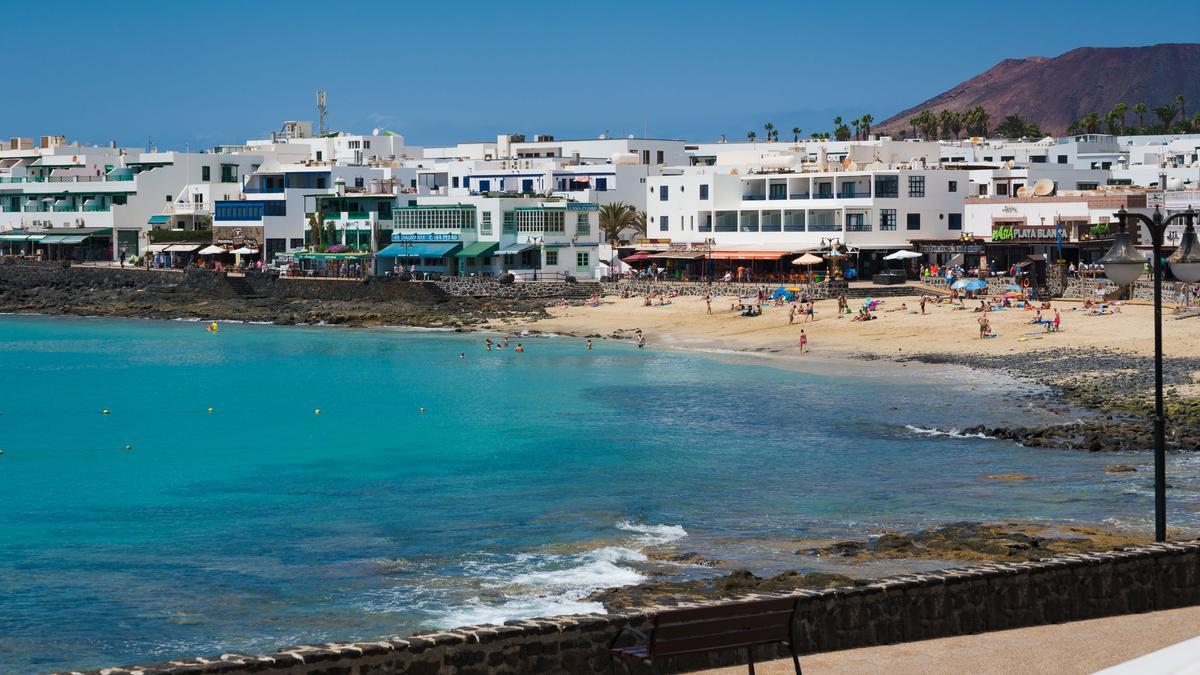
(39, 235, 69, 244)
(496, 244, 536, 256)
(648, 251, 707, 260)
(0, 234, 30, 242)
(199, 245, 228, 255)
(165, 244, 202, 252)
(145, 243, 172, 253)
(376, 242, 462, 258)
(622, 251, 654, 263)
(58, 235, 89, 245)
(1025, 254, 1047, 261)
(709, 249, 790, 260)
(147, 215, 170, 225)
(455, 241, 499, 258)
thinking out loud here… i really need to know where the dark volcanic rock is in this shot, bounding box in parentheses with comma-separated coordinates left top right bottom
(585, 569, 864, 611)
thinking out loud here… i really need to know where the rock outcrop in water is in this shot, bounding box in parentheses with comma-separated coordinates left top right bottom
(586, 569, 863, 611)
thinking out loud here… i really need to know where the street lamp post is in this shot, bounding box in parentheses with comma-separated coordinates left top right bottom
(1100, 204, 1200, 542)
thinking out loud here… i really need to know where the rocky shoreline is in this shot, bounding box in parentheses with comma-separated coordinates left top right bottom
(589, 522, 1154, 611)
(889, 348, 1200, 453)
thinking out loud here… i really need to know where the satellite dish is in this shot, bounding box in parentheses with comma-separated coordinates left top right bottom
(1016, 185, 1030, 197)
(1005, 160, 1016, 169)
(1032, 178, 1055, 196)
(372, 128, 381, 136)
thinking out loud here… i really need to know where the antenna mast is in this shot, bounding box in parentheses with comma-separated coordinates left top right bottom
(316, 90, 328, 135)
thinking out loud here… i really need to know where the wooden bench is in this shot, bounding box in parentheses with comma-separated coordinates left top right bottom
(609, 596, 801, 674)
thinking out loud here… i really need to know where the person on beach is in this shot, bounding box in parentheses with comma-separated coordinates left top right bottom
(1053, 309, 1061, 332)
(804, 301, 815, 322)
(978, 314, 992, 339)
(705, 294, 712, 315)
(636, 333, 646, 348)
(788, 305, 796, 325)
(799, 329, 808, 353)
(919, 296, 927, 315)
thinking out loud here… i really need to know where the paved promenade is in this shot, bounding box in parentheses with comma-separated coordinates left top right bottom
(697, 605, 1200, 674)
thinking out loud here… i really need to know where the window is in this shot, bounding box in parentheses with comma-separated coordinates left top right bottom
(880, 209, 896, 231)
(503, 212, 515, 233)
(576, 251, 590, 268)
(220, 165, 238, 183)
(364, 140, 370, 149)
(979, 184, 988, 196)
(659, 215, 669, 231)
(201, 166, 210, 181)
(522, 179, 534, 193)
(354, 177, 364, 188)
(1000, 155, 1015, 162)
(545, 250, 558, 266)
(659, 185, 668, 201)
(452, 177, 459, 188)
(948, 213, 962, 230)
(874, 175, 898, 197)
(908, 175, 925, 197)
(906, 213, 921, 230)
(316, 151, 323, 161)
(595, 177, 607, 191)
(316, 177, 326, 189)
(481, 211, 493, 235)
(1077, 182, 1099, 190)
(699, 184, 709, 200)
(165, 194, 172, 203)
(656, 151, 664, 164)
(576, 212, 591, 235)
(996, 183, 1009, 196)
(1031, 155, 1047, 163)
(1057, 155, 1068, 164)
(948, 180, 957, 193)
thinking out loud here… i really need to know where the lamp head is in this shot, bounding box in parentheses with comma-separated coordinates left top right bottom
(1099, 212, 1145, 287)
(1169, 211, 1200, 283)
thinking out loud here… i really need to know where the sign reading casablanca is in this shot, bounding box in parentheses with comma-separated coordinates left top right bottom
(991, 223, 1062, 243)
(392, 232, 460, 242)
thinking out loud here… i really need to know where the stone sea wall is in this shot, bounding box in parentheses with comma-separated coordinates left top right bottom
(69, 540, 1200, 675)
(597, 280, 847, 299)
(435, 277, 587, 299)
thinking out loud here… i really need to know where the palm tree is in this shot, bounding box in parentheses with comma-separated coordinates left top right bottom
(1112, 102, 1128, 133)
(1192, 112, 1200, 133)
(747, 131, 757, 142)
(1066, 119, 1081, 135)
(598, 202, 635, 244)
(916, 110, 938, 140)
(859, 114, 874, 139)
(975, 106, 990, 137)
(1134, 102, 1148, 130)
(1153, 104, 1177, 130)
(307, 214, 322, 251)
(630, 210, 648, 237)
(909, 115, 919, 139)
(1079, 112, 1101, 134)
(791, 127, 802, 142)
(851, 118, 861, 140)
(764, 122, 775, 142)
(1177, 95, 1186, 123)
(996, 114, 1033, 139)
(1105, 111, 1121, 135)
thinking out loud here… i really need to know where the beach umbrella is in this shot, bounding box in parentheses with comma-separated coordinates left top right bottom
(198, 245, 227, 255)
(230, 246, 259, 255)
(951, 278, 987, 292)
(791, 253, 823, 265)
(882, 250, 922, 260)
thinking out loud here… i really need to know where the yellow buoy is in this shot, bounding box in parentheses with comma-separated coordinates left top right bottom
(123, 444, 133, 451)
(102, 409, 110, 415)
(419, 407, 426, 414)
(314, 409, 321, 415)
(207, 407, 214, 413)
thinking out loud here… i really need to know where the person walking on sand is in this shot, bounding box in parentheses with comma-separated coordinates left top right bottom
(919, 295, 927, 315)
(799, 329, 808, 353)
(804, 301, 815, 323)
(978, 314, 991, 339)
(788, 305, 796, 325)
(705, 294, 712, 315)
(1053, 309, 1061, 333)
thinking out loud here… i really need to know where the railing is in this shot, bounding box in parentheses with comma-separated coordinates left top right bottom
(809, 222, 840, 231)
(789, 193, 810, 199)
(83, 204, 111, 212)
(742, 194, 766, 201)
(0, 175, 132, 184)
(875, 190, 899, 198)
(837, 191, 869, 198)
(813, 193, 835, 199)
(846, 222, 873, 231)
(243, 186, 285, 194)
(347, 211, 370, 219)
(768, 192, 788, 200)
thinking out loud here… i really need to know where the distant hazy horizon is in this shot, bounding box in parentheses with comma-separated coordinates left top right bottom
(5, 0, 1197, 150)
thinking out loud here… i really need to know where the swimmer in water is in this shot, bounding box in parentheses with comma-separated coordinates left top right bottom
(502, 336, 509, 348)
(207, 321, 218, 333)
(586, 339, 592, 350)
(459, 352, 465, 359)
(485, 338, 492, 351)
(514, 343, 524, 352)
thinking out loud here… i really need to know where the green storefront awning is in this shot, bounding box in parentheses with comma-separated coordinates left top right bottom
(58, 235, 90, 244)
(376, 242, 462, 258)
(454, 241, 499, 258)
(0, 234, 29, 241)
(39, 235, 69, 244)
(147, 215, 170, 225)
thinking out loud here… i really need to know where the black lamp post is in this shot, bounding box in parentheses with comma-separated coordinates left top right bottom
(1099, 204, 1200, 542)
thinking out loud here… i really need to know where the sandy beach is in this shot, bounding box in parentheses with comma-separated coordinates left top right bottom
(523, 292, 1200, 366)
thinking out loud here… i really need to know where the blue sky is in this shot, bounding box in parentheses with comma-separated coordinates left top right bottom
(7, 0, 1197, 149)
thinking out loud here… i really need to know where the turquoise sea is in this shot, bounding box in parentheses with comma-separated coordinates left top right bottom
(2, 315, 1198, 672)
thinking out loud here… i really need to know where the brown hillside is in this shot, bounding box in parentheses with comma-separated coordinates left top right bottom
(876, 44, 1200, 135)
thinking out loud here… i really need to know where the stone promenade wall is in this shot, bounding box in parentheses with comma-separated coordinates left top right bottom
(71, 540, 1200, 675)
(597, 279, 845, 299)
(435, 277, 584, 299)
(0, 259, 445, 304)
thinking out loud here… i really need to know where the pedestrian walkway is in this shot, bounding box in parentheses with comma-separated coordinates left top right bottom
(695, 605, 1200, 675)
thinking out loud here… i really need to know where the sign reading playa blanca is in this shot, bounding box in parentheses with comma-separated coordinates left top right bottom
(991, 223, 1062, 243)
(392, 232, 461, 242)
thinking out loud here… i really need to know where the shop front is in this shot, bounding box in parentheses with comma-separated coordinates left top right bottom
(984, 220, 1115, 273)
(374, 232, 462, 277)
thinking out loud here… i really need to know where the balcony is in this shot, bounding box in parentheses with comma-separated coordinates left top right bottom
(244, 186, 286, 194)
(809, 222, 840, 232)
(837, 191, 869, 199)
(768, 193, 788, 201)
(813, 193, 835, 200)
(875, 190, 899, 198)
(347, 211, 370, 219)
(0, 175, 132, 184)
(846, 222, 873, 232)
(788, 193, 810, 199)
(742, 194, 766, 201)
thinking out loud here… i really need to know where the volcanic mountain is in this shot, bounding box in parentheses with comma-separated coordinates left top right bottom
(875, 44, 1200, 136)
